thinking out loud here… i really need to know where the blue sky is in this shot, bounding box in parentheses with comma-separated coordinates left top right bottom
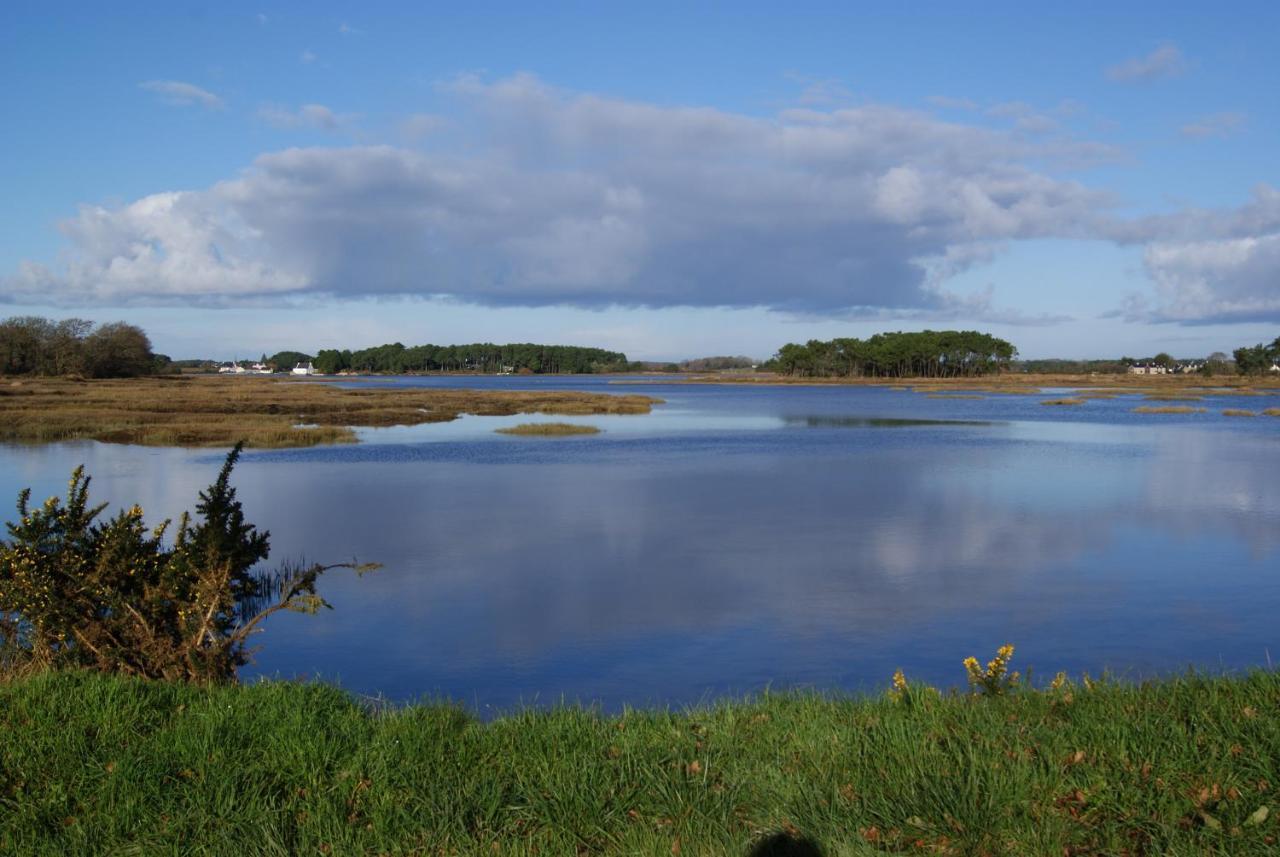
(2, 2, 1277, 360)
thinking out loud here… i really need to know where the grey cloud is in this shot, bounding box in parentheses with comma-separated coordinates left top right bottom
(1106, 43, 1187, 82)
(1180, 112, 1245, 139)
(139, 80, 224, 110)
(7, 73, 1263, 325)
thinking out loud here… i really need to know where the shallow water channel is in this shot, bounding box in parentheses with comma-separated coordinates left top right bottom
(3, 377, 1279, 711)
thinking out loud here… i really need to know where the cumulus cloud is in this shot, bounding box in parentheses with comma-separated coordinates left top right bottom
(9, 73, 1269, 325)
(1106, 43, 1187, 82)
(139, 80, 224, 110)
(257, 103, 353, 132)
(1110, 184, 1280, 323)
(1180, 112, 1245, 139)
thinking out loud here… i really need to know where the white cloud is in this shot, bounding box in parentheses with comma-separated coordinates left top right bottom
(1113, 184, 1280, 322)
(1106, 43, 1187, 82)
(13, 73, 1273, 326)
(300, 50, 317, 64)
(1180, 112, 1245, 139)
(257, 103, 354, 132)
(138, 80, 224, 110)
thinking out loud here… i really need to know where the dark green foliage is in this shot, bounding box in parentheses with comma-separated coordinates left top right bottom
(680, 355, 755, 371)
(266, 350, 314, 372)
(1234, 336, 1280, 375)
(0, 445, 373, 683)
(767, 330, 1018, 378)
(0, 316, 157, 378)
(1, 670, 1278, 854)
(316, 341, 630, 374)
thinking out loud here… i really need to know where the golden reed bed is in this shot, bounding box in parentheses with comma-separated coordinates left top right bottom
(0, 376, 658, 448)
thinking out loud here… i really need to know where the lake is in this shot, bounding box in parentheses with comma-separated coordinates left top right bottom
(2, 377, 1278, 711)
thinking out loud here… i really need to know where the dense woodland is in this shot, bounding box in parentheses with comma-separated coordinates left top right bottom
(307, 342, 630, 375)
(0, 316, 164, 378)
(765, 331, 1018, 378)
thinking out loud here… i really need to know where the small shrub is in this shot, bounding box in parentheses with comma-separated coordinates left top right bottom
(0, 443, 375, 683)
(963, 644, 1020, 696)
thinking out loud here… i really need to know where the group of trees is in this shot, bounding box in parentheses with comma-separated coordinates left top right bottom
(1233, 337, 1280, 376)
(765, 331, 1017, 378)
(308, 342, 630, 375)
(0, 316, 164, 378)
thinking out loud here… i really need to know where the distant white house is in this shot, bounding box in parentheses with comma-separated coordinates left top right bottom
(1270, 362, 1280, 373)
(218, 361, 273, 375)
(292, 362, 317, 376)
(1127, 363, 1168, 375)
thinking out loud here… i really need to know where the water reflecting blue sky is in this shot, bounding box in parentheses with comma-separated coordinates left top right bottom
(2, 379, 1278, 711)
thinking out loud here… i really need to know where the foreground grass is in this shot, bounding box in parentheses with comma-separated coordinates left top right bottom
(496, 422, 602, 436)
(0, 376, 658, 448)
(2, 671, 1278, 855)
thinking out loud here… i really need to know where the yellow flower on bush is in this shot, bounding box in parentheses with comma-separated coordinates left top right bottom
(963, 644, 1019, 696)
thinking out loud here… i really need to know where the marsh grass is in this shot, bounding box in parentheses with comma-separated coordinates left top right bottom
(1041, 398, 1086, 406)
(2, 670, 1278, 855)
(1133, 405, 1209, 415)
(1265, 408, 1280, 417)
(925, 394, 985, 400)
(1143, 394, 1205, 402)
(495, 422, 601, 436)
(1223, 409, 1260, 417)
(0, 377, 657, 448)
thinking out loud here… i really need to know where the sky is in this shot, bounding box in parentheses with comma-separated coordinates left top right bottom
(1, 2, 1278, 361)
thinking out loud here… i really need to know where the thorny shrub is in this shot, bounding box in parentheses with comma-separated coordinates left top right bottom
(0, 443, 375, 683)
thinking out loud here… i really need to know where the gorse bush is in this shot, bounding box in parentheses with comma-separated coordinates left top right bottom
(0, 443, 374, 683)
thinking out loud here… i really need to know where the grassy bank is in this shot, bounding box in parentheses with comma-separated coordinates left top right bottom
(0, 377, 658, 448)
(2, 671, 1278, 855)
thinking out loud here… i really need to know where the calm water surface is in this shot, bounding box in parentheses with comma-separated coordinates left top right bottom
(3, 378, 1279, 711)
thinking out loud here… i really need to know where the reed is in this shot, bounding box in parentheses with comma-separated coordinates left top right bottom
(1133, 405, 1208, 414)
(495, 422, 601, 436)
(0, 377, 657, 448)
(1041, 398, 1085, 406)
(1223, 409, 1259, 417)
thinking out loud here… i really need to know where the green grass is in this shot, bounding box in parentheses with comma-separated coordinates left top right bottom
(2, 671, 1278, 854)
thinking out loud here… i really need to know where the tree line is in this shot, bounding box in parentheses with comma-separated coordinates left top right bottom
(0, 316, 164, 378)
(764, 331, 1017, 378)
(306, 342, 631, 375)
(1233, 336, 1280, 376)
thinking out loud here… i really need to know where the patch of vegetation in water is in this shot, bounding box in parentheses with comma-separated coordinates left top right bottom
(495, 422, 601, 436)
(1133, 405, 1208, 415)
(1041, 398, 1086, 406)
